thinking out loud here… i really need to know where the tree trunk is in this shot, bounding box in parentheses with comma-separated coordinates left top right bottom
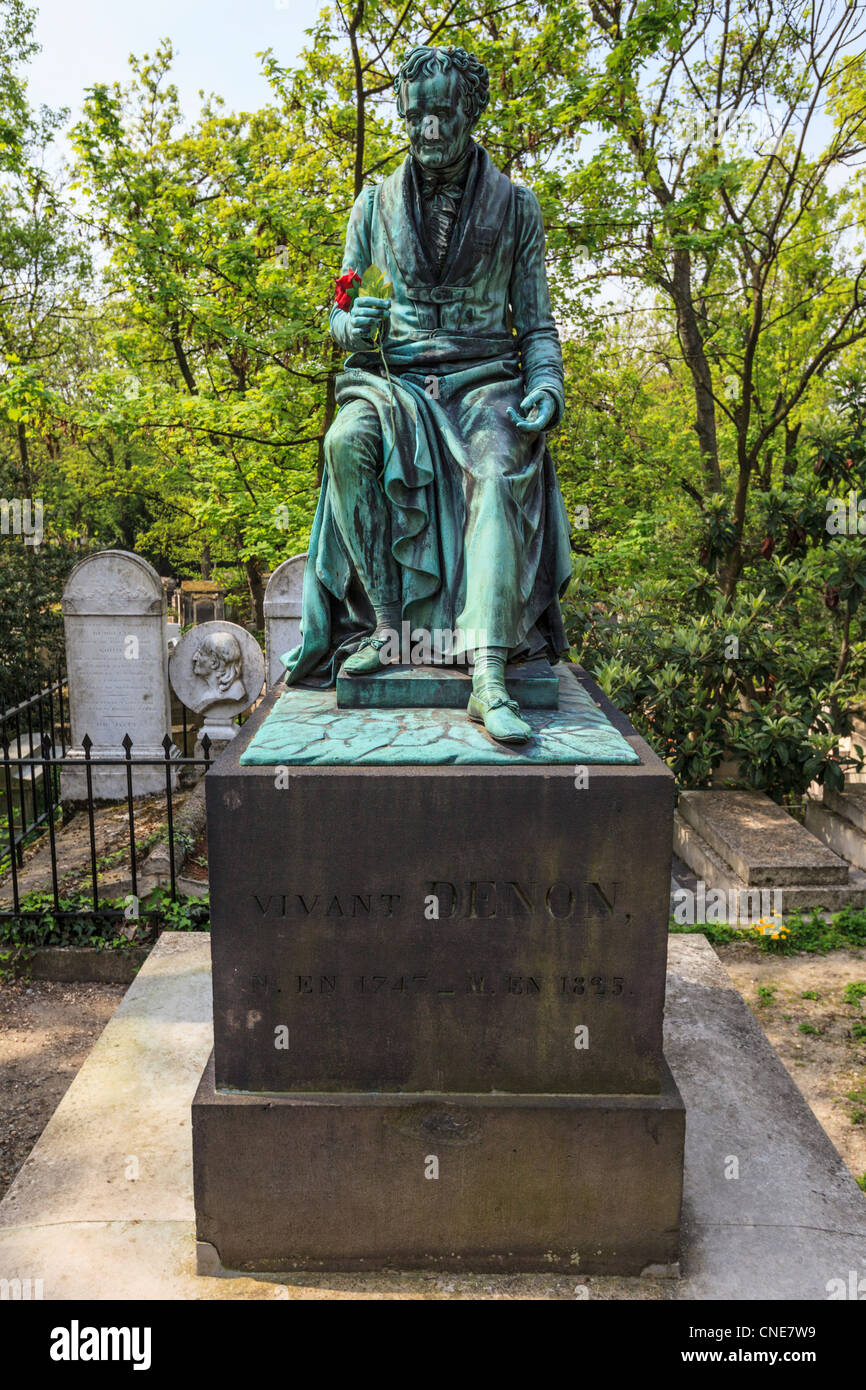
(245, 555, 265, 630)
(17, 422, 31, 494)
(201, 543, 212, 580)
(782, 422, 801, 478)
(670, 250, 722, 494)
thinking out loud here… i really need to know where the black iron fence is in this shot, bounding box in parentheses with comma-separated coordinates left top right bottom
(0, 725, 212, 927)
(0, 664, 69, 868)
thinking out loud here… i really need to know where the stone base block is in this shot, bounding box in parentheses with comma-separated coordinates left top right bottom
(336, 658, 559, 710)
(824, 783, 866, 833)
(209, 671, 673, 1097)
(192, 1051, 685, 1276)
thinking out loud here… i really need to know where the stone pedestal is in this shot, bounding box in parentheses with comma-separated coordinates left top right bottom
(193, 667, 685, 1274)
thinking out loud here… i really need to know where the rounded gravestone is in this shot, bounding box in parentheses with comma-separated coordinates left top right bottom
(263, 552, 307, 686)
(169, 621, 265, 742)
(61, 549, 178, 799)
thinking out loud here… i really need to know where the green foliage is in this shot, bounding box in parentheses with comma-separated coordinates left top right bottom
(670, 904, 866, 954)
(565, 559, 865, 796)
(0, 885, 210, 951)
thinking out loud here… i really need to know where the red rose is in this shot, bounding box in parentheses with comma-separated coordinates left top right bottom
(335, 270, 361, 312)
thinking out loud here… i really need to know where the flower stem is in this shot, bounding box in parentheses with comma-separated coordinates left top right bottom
(374, 326, 397, 484)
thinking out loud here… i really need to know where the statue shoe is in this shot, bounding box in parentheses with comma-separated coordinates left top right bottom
(467, 690, 532, 745)
(342, 634, 392, 677)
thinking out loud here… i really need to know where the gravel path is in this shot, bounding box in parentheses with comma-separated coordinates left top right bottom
(0, 979, 125, 1201)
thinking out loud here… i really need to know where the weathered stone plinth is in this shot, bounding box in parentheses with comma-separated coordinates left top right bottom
(193, 666, 685, 1273)
(193, 1053, 684, 1276)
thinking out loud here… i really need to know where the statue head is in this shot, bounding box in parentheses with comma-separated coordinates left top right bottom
(192, 630, 246, 704)
(394, 45, 490, 172)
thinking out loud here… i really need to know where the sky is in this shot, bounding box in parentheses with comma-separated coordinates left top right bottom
(27, 0, 324, 127)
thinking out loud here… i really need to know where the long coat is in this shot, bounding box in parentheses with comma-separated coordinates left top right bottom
(283, 141, 573, 685)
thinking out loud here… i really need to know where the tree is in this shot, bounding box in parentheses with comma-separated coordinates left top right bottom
(558, 0, 866, 596)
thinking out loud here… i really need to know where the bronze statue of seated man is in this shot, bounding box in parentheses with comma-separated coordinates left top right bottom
(282, 44, 572, 745)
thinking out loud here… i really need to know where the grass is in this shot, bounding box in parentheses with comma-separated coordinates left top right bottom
(757, 984, 776, 1007)
(843, 981, 866, 1006)
(670, 903, 866, 954)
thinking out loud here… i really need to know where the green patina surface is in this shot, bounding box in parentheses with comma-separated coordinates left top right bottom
(334, 659, 559, 710)
(240, 669, 640, 767)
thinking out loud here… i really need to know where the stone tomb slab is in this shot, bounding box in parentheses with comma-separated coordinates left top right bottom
(677, 788, 849, 886)
(207, 668, 672, 1096)
(335, 658, 559, 710)
(673, 810, 866, 913)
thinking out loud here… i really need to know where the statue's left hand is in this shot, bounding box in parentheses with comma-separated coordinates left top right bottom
(507, 388, 556, 435)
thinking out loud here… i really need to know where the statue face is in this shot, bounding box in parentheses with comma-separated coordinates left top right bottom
(192, 647, 217, 677)
(403, 69, 473, 171)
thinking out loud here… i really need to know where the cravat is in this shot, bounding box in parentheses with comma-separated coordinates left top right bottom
(416, 148, 473, 275)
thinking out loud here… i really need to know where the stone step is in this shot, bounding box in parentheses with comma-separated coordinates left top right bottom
(673, 811, 866, 913)
(677, 789, 849, 886)
(804, 798, 866, 872)
(824, 783, 866, 834)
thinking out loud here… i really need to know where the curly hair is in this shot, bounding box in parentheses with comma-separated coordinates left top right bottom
(393, 45, 490, 125)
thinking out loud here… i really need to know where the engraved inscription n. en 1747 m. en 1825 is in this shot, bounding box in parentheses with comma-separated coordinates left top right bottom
(278, 971, 628, 996)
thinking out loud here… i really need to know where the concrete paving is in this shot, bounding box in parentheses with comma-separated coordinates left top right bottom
(0, 932, 863, 1300)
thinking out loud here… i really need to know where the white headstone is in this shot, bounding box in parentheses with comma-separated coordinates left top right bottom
(263, 553, 307, 686)
(169, 621, 265, 747)
(61, 550, 180, 800)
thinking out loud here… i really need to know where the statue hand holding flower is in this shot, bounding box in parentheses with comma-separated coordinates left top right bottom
(334, 268, 391, 352)
(334, 266, 397, 476)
